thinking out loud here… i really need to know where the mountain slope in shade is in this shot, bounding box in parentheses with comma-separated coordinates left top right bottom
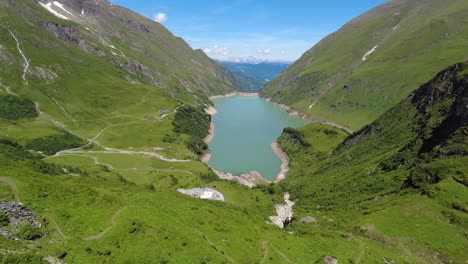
(261, 0, 468, 131)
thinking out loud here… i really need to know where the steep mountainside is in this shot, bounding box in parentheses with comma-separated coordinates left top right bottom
(278, 62, 468, 262)
(221, 62, 290, 92)
(1, 0, 236, 107)
(0, 0, 466, 263)
(261, 0, 468, 130)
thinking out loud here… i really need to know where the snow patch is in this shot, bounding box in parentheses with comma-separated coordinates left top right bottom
(81, 9, 84, 15)
(39, 2, 69, 20)
(39, 1, 79, 20)
(53, 1, 79, 19)
(362, 45, 378, 61)
(393, 24, 399, 31)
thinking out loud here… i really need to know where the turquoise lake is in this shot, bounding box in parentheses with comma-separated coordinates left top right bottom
(208, 96, 309, 181)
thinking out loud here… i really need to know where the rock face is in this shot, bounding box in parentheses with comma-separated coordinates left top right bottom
(269, 193, 295, 229)
(323, 256, 338, 264)
(0, 199, 40, 227)
(212, 169, 268, 188)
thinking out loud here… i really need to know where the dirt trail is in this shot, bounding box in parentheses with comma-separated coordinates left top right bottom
(270, 243, 293, 263)
(83, 206, 127, 241)
(260, 241, 269, 264)
(51, 97, 75, 121)
(50, 154, 196, 178)
(0, 83, 16, 96)
(48, 217, 70, 240)
(0, 177, 20, 202)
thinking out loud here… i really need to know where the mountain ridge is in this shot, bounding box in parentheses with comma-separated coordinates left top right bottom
(261, 0, 468, 130)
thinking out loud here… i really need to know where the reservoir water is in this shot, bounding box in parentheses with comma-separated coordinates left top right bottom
(208, 96, 309, 181)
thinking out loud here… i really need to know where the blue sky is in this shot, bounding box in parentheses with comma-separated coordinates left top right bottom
(110, 0, 387, 62)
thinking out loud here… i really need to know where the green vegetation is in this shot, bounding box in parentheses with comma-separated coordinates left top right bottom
(0, 0, 466, 262)
(25, 132, 86, 155)
(0, 254, 47, 264)
(187, 137, 208, 156)
(173, 105, 210, 139)
(16, 222, 43, 240)
(0, 212, 9, 226)
(261, 0, 468, 130)
(0, 95, 38, 120)
(277, 62, 468, 263)
(173, 105, 211, 155)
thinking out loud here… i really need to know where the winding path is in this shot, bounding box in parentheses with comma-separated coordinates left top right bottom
(47, 217, 71, 240)
(0, 177, 20, 202)
(53, 153, 196, 176)
(51, 97, 75, 121)
(83, 206, 128, 241)
(260, 241, 269, 264)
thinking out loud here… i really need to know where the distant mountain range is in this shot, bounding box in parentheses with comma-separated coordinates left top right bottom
(220, 61, 290, 92)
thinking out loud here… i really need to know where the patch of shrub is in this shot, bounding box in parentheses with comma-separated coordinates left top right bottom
(0, 95, 38, 120)
(0, 211, 9, 226)
(0, 139, 35, 161)
(200, 171, 218, 183)
(0, 254, 47, 264)
(16, 222, 43, 240)
(187, 137, 208, 156)
(282, 127, 310, 148)
(25, 132, 86, 155)
(173, 105, 210, 139)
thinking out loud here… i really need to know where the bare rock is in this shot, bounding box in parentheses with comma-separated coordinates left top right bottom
(29, 66, 58, 80)
(0, 199, 40, 228)
(324, 256, 338, 264)
(269, 193, 295, 229)
(300, 216, 317, 224)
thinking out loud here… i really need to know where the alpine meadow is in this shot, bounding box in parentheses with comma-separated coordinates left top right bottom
(0, 0, 466, 263)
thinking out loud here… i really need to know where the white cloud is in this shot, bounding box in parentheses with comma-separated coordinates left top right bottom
(154, 13, 168, 23)
(203, 45, 232, 56)
(257, 48, 271, 56)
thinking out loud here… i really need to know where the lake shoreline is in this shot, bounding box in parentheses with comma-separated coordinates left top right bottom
(209, 92, 259, 100)
(202, 93, 294, 187)
(271, 141, 289, 183)
(261, 97, 354, 134)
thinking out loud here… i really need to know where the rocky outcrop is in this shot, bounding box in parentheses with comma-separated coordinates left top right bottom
(40, 22, 105, 56)
(113, 59, 157, 83)
(300, 216, 317, 224)
(323, 256, 338, 264)
(212, 169, 268, 188)
(29, 66, 58, 80)
(0, 200, 40, 228)
(269, 193, 295, 229)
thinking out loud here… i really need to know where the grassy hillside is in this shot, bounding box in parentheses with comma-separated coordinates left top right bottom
(0, 0, 466, 263)
(277, 62, 468, 263)
(261, 0, 468, 131)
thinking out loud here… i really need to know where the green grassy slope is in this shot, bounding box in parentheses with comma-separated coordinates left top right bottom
(0, 0, 466, 263)
(261, 0, 468, 131)
(277, 62, 468, 263)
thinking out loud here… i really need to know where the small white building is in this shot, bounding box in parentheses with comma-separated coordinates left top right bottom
(200, 191, 214, 200)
